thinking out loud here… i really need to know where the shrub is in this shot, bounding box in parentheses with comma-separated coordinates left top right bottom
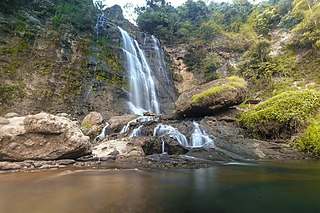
(294, 114, 320, 157)
(238, 89, 320, 139)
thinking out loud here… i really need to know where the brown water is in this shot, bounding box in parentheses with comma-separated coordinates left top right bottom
(1, 161, 320, 213)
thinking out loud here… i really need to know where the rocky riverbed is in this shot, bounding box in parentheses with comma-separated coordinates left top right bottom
(0, 110, 313, 173)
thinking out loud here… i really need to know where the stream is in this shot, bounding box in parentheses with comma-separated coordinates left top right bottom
(1, 161, 320, 212)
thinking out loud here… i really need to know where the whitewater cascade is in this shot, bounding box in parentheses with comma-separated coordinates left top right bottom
(190, 121, 214, 147)
(150, 35, 171, 87)
(153, 124, 189, 147)
(118, 27, 160, 115)
(94, 12, 107, 36)
(122, 116, 214, 148)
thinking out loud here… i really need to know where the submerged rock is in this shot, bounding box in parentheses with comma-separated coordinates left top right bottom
(175, 76, 247, 117)
(0, 112, 91, 161)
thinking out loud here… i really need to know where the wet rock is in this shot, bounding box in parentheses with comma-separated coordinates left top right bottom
(108, 114, 139, 133)
(55, 159, 76, 165)
(199, 119, 313, 160)
(175, 77, 247, 117)
(0, 113, 91, 161)
(39, 165, 59, 170)
(147, 154, 171, 163)
(33, 161, 54, 168)
(0, 162, 21, 170)
(81, 112, 104, 140)
(142, 136, 188, 155)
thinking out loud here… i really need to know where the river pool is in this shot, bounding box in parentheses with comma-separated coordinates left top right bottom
(0, 161, 320, 213)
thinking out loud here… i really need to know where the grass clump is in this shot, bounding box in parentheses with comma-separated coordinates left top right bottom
(294, 114, 320, 157)
(192, 76, 246, 103)
(238, 89, 320, 139)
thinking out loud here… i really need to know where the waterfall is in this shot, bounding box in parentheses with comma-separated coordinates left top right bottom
(94, 12, 107, 36)
(95, 122, 110, 141)
(118, 27, 160, 115)
(153, 122, 213, 148)
(150, 35, 171, 86)
(120, 116, 159, 134)
(153, 124, 189, 147)
(190, 121, 214, 147)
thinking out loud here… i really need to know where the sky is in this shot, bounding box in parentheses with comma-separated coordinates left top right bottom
(102, 0, 193, 8)
(100, 0, 238, 8)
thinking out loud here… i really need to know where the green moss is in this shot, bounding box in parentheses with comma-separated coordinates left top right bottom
(294, 114, 320, 157)
(39, 60, 54, 76)
(192, 76, 246, 103)
(238, 89, 320, 139)
(81, 120, 92, 129)
(36, 89, 54, 101)
(0, 82, 26, 109)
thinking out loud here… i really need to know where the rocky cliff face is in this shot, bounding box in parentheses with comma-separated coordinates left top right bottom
(0, 2, 177, 118)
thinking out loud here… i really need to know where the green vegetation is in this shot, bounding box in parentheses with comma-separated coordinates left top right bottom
(136, 0, 320, 94)
(0, 82, 25, 113)
(238, 89, 320, 139)
(192, 76, 246, 103)
(294, 114, 320, 157)
(51, 0, 97, 31)
(81, 120, 92, 129)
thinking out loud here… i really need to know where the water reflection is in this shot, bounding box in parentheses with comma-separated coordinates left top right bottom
(0, 161, 320, 212)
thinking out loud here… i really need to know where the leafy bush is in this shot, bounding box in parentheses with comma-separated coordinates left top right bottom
(51, 0, 96, 31)
(238, 89, 320, 139)
(294, 114, 320, 157)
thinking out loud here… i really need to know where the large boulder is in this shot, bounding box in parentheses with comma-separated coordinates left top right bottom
(81, 112, 104, 140)
(141, 136, 189, 155)
(175, 76, 247, 117)
(92, 137, 145, 158)
(0, 112, 91, 160)
(108, 114, 139, 133)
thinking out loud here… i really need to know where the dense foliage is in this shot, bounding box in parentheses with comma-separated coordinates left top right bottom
(136, 0, 320, 87)
(295, 114, 320, 157)
(238, 89, 320, 139)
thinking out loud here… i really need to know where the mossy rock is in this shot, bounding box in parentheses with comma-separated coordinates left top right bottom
(294, 114, 320, 157)
(175, 76, 247, 117)
(238, 89, 320, 139)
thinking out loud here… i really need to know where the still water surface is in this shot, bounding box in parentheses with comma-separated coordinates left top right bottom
(1, 161, 320, 213)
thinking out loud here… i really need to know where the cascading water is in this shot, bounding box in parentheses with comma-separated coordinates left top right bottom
(92, 18, 212, 150)
(94, 12, 107, 36)
(150, 35, 171, 86)
(120, 116, 159, 134)
(153, 122, 213, 148)
(118, 27, 160, 115)
(95, 122, 110, 141)
(190, 121, 214, 147)
(153, 124, 189, 147)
